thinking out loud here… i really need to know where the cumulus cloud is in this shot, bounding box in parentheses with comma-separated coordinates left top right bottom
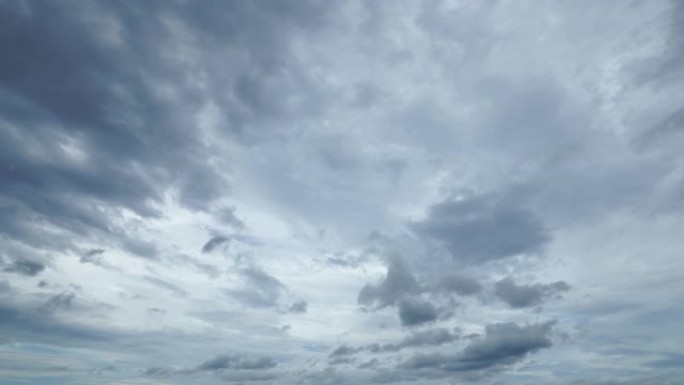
(398, 298, 438, 327)
(400, 321, 555, 372)
(411, 195, 550, 265)
(196, 354, 277, 371)
(494, 277, 570, 308)
(357, 257, 420, 309)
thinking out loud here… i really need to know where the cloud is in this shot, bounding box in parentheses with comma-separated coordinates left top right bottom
(0, 1, 681, 384)
(230, 266, 287, 308)
(40, 292, 76, 312)
(289, 300, 308, 314)
(383, 328, 460, 352)
(411, 194, 550, 265)
(201, 235, 230, 253)
(400, 321, 555, 372)
(2, 258, 45, 276)
(436, 274, 482, 296)
(398, 298, 438, 327)
(196, 354, 277, 371)
(329, 345, 363, 358)
(331, 328, 460, 359)
(0, 0, 335, 260)
(494, 277, 570, 308)
(357, 257, 420, 308)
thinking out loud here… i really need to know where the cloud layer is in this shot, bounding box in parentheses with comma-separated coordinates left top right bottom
(1, 1, 683, 384)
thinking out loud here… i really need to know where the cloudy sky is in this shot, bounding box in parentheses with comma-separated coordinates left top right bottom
(1, 1, 683, 384)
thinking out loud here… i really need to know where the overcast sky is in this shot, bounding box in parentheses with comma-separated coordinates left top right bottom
(1, 1, 683, 384)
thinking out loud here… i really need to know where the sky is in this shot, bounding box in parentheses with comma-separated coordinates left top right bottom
(0, 1, 683, 384)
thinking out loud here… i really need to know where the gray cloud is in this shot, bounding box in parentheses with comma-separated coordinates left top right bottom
(0, 1, 680, 384)
(2, 258, 45, 276)
(40, 292, 76, 312)
(331, 328, 460, 359)
(494, 277, 570, 308)
(79, 248, 105, 265)
(329, 345, 363, 358)
(411, 194, 550, 265)
(384, 328, 460, 352)
(0, 0, 335, 260)
(357, 257, 419, 309)
(400, 321, 554, 372)
(289, 300, 308, 314)
(196, 354, 277, 371)
(398, 298, 438, 327)
(436, 274, 482, 296)
(230, 266, 287, 308)
(201, 235, 230, 253)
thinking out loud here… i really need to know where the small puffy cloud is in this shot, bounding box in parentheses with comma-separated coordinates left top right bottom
(289, 300, 308, 314)
(201, 235, 230, 253)
(494, 277, 570, 308)
(329, 345, 363, 358)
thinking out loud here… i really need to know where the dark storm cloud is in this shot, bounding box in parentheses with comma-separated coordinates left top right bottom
(494, 277, 570, 308)
(357, 257, 420, 308)
(202, 235, 230, 253)
(400, 321, 554, 372)
(2, 258, 45, 276)
(0, 0, 334, 259)
(411, 194, 550, 265)
(196, 354, 277, 371)
(398, 298, 438, 327)
(230, 266, 287, 308)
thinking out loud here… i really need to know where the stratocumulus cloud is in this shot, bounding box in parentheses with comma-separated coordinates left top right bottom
(1, 1, 683, 384)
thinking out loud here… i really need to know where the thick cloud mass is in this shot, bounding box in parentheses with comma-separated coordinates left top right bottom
(412, 195, 550, 265)
(358, 257, 420, 308)
(2, 258, 45, 276)
(398, 298, 438, 327)
(1, 1, 683, 384)
(400, 321, 554, 372)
